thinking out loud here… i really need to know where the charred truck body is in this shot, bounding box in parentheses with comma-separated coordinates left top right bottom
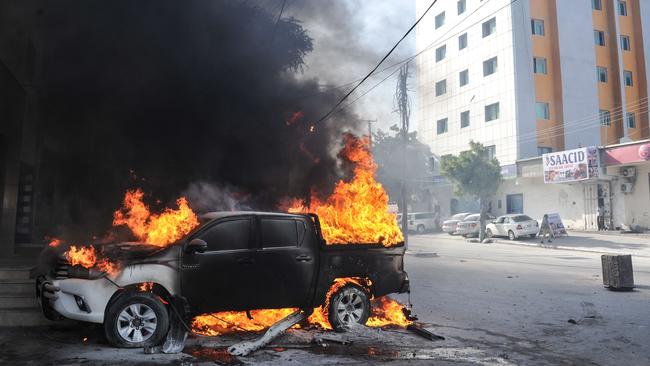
(36, 212, 409, 348)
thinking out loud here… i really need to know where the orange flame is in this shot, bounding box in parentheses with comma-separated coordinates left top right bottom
(287, 134, 403, 246)
(191, 277, 411, 335)
(65, 245, 97, 268)
(64, 245, 119, 274)
(138, 282, 154, 292)
(48, 238, 62, 247)
(112, 189, 199, 246)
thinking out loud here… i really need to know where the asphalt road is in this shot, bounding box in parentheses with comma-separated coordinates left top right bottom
(406, 232, 650, 365)
(1, 233, 648, 365)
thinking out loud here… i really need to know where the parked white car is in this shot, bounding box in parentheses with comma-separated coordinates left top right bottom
(456, 213, 496, 237)
(442, 213, 473, 235)
(486, 214, 539, 240)
(397, 212, 439, 233)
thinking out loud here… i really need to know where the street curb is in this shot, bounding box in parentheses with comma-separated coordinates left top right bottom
(489, 238, 650, 258)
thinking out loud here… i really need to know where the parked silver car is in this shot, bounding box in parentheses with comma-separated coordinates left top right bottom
(442, 212, 473, 235)
(456, 213, 496, 237)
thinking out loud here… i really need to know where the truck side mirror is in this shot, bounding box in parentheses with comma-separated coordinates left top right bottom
(184, 238, 208, 253)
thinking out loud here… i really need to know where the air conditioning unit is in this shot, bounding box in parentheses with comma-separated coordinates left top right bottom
(620, 183, 634, 193)
(620, 167, 636, 178)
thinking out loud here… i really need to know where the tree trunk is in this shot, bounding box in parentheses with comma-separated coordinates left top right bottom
(478, 197, 487, 242)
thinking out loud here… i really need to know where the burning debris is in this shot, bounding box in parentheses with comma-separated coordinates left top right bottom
(286, 134, 403, 247)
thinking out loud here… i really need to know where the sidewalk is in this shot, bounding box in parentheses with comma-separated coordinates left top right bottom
(494, 230, 650, 257)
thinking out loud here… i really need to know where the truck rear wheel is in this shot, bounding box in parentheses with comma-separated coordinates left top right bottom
(104, 292, 169, 348)
(328, 284, 370, 332)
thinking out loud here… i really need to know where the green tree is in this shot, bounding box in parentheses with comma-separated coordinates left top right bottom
(440, 141, 502, 241)
(372, 126, 435, 212)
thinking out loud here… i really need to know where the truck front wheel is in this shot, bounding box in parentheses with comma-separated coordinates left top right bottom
(328, 284, 370, 332)
(104, 292, 169, 348)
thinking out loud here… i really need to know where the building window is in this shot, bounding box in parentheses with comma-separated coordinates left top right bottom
(459, 69, 469, 87)
(619, 1, 627, 16)
(621, 35, 631, 51)
(437, 118, 448, 134)
(460, 110, 470, 128)
(531, 19, 545, 36)
(536, 102, 550, 120)
(597, 66, 608, 83)
(533, 57, 547, 74)
(435, 45, 446, 62)
(457, 0, 466, 15)
(600, 109, 611, 126)
(485, 102, 500, 122)
(435, 11, 445, 29)
(482, 17, 496, 38)
(624, 70, 633, 86)
(594, 30, 605, 46)
(626, 112, 636, 128)
(435, 79, 447, 96)
(483, 56, 498, 76)
(538, 147, 553, 155)
(485, 145, 496, 160)
(458, 33, 468, 50)
(592, 0, 602, 10)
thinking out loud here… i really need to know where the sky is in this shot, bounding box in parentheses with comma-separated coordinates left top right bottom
(264, 0, 417, 132)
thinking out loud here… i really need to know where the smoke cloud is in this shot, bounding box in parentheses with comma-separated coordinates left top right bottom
(28, 0, 364, 238)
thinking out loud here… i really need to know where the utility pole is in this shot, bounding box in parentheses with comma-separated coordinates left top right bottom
(395, 63, 410, 247)
(359, 119, 377, 149)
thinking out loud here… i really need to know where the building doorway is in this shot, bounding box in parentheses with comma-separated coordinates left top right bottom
(506, 194, 523, 214)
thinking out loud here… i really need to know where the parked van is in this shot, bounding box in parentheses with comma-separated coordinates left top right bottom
(397, 212, 439, 233)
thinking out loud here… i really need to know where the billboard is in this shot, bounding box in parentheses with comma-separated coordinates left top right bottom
(543, 147, 599, 183)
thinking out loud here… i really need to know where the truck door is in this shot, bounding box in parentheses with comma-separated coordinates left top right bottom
(181, 217, 258, 313)
(254, 216, 317, 309)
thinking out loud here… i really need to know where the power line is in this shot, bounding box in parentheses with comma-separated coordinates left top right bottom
(310, 0, 511, 115)
(314, 0, 439, 126)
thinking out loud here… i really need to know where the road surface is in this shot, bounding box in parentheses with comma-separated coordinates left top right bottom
(1, 233, 648, 365)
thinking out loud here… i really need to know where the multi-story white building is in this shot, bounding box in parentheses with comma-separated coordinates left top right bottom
(416, 0, 650, 164)
(416, 0, 650, 229)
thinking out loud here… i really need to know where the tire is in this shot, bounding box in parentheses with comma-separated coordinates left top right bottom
(416, 225, 426, 234)
(529, 234, 537, 238)
(486, 229, 493, 238)
(328, 284, 370, 332)
(104, 292, 169, 348)
(447, 232, 454, 235)
(508, 230, 516, 241)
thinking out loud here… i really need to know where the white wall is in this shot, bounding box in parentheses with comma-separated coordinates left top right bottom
(556, 0, 601, 149)
(416, 0, 520, 165)
(510, 0, 537, 160)
(608, 162, 650, 228)
(492, 177, 592, 230)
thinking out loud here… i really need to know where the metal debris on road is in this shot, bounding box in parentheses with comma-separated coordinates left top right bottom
(406, 324, 445, 341)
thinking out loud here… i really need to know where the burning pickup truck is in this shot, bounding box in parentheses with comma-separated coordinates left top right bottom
(37, 212, 409, 348)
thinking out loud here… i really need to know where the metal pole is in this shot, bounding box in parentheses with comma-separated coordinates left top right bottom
(396, 63, 410, 247)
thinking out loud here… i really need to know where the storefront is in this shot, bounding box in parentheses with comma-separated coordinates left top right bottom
(603, 140, 650, 230)
(491, 147, 604, 230)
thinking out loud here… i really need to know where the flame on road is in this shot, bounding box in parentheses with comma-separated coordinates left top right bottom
(113, 189, 199, 246)
(287, 134, 403, 246)
(191, 277, 411, 335)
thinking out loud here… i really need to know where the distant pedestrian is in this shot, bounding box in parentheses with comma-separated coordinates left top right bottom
(597, 206, 605, 231)
(539, 214, 554, 244)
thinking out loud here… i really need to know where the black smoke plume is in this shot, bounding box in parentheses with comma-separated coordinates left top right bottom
(30, 0, 361, 239)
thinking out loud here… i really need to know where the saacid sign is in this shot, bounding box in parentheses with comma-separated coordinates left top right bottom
(543, 147, 599, 183)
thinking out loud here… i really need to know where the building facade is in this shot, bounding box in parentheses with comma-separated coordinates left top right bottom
(416, 0, 650, 163)
(417, 0, 650, 229)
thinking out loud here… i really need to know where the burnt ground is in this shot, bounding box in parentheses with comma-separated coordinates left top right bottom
(0, 322, 514, 365)
(1, 233, 650, 365)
